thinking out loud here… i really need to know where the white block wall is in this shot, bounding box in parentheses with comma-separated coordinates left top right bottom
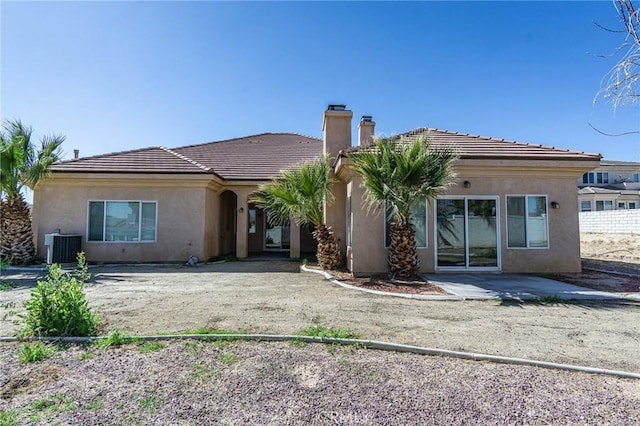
(579, 210, 640, 234)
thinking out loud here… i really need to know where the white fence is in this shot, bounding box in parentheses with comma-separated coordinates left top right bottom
(579, 210, 640, 234)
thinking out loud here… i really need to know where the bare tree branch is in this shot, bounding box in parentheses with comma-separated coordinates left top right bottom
(595, 0, 640, 109)
(588, 122, 640, 136)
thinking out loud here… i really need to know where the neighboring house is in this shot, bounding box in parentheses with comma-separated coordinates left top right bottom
(33, 105, 600, 274)
(577, 160, 640, 211)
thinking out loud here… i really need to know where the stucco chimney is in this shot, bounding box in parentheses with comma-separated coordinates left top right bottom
(323, 104, 352, 159)
(74, 149, 79, 160)
(358, 115, 375, 147)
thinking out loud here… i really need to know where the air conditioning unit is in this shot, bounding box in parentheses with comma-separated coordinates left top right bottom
(44, 233, 82, 264)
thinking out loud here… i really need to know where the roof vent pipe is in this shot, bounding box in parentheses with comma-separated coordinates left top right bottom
(74, 149, 79, 160)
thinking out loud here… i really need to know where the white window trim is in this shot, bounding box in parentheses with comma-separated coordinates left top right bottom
(87, 200, 158, 243)
(505, 194, 549, 250)
(580, 200, 592, 212)
(383, 200, 428, 249)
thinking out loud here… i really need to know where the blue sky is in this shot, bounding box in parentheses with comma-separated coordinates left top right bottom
(2, 1, 639, 167)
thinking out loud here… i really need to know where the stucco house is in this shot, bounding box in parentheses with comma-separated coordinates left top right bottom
(33, 105, 600, 274)
(577, 160, 640, 211)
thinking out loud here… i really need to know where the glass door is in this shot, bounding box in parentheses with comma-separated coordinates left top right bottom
(264, 211, 290, 251)
(436, 198, 499, 269)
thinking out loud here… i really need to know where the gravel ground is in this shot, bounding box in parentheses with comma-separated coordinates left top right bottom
(1, 340, 639, 425)
(1, 234, 640, 424)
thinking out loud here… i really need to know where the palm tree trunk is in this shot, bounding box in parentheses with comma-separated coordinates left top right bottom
(388, 222, 419, 277)
(0, 194, 36, 265)
(312, 224, 342, 270)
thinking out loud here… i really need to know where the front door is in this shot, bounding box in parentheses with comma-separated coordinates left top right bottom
(264, 211, 290, 251)
(435, 197, 500, 270)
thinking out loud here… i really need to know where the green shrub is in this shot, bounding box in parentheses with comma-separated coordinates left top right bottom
(97, 329, 136, 347)
(18, 342, 53, 363)
(301, 324, 361, 339)
(22, 252, 99, 337)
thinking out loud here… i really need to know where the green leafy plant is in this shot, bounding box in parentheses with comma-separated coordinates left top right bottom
(138, 392, 160, 414)
(219, 353, 239, 364)
(537, 295, 564, 304)
(300, 324, 361, 339)
(21, 252, 99, 337)
(0, 281, 16, 291)
(18, 342, 53, 363)
(0, 409, 18, 426)
(97, 329, 137, 347)
(138, 341, 165, 353)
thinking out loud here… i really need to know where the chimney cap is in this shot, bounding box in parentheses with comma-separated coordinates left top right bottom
(361, 115, 373, 122)
(327, 104, 347, 111)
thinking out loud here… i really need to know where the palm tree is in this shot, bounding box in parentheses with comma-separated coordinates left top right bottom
(349, 136, 458, 277)
(251, 156, 342, 270)
(0, 120, 64, 264)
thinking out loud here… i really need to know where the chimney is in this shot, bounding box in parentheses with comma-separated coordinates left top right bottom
(73, 149, 79, 160)
(323, 104, 353, 159)
(358, 115, 375, 147)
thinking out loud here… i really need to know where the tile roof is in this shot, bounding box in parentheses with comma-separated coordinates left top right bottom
(50, 133, 322, 179)
(346, 128, 601, 161)
(172, 133, 321, 180)
(49, 147, 212, 174)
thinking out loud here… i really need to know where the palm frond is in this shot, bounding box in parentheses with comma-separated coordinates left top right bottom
(250, 156, 332, 228)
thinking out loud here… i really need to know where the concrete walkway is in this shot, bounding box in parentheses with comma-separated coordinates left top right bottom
(423, 274, 623, 301)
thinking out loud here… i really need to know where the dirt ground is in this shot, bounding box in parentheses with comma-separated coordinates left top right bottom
(1, 340, 639, 425)
(2, 234, 640, 423)
(2, 255, 640, 373)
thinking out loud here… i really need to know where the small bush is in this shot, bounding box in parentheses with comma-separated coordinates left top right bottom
(301, 324, 361, 339)
(97, 329, 136, 347)
(18, 342, 53, 363)
(21, 252, 99, 337)
(0, 281, 16, 291)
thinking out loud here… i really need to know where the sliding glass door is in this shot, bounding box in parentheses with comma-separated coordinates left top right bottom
(436, 197, 499, 269)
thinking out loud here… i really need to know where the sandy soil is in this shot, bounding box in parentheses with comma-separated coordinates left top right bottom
(2, 259, 640, 373)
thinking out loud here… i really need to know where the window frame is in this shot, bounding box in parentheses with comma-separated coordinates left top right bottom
(580, 200, 592, 212)
(505, 194, 549, 249)
(87, 200, 158, 243)
(383, 199, 428, 249)
(346, 194, 352, 248)
(595, 200, 614, 211)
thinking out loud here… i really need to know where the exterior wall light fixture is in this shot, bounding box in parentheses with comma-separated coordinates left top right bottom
(551, 201, 560, 209)
(463, 181, 471, 188)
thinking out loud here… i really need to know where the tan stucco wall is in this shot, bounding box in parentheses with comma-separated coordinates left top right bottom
(339, 160, 599, 275)
(33, 174, 215, 263)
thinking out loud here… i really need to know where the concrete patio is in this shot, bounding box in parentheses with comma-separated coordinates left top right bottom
(423, 273, 623, 301)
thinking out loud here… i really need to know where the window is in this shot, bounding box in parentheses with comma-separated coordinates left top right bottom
(582, 172, 608, 185)
(506, 195, 548, 248)
(385, 199, 427, 248)
(595, 200, 614, 211)
(248, 209, 257, 234)
(617, 201, 627, 210)
(597, 172, 609, 184)
(88, 201, 157, 242)
(580, 201, 592, 212)
(629, 202, 638, 209)
(633, 173, 640, 183)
